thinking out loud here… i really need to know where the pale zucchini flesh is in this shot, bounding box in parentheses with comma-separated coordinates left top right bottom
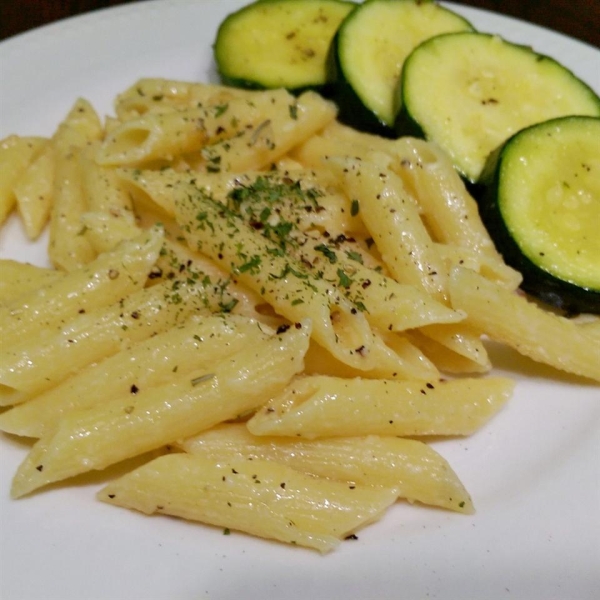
(478, 116, 600, 314)
(398, 32, 600, 182)
(335, 0, 473, 130)
(500, 118, 600, 291)
(214, 0, 355, 90)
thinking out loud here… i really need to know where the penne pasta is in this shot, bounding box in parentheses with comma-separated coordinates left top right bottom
(179, 423, 474, 514)
(97, 453, 398, 553)
(0, 227, 164, 349)
(199, 90, 337, 173)
(302, 335, 440, 381)
(114, 78, 261, 120)
(247, 374, 513, 438)
(0, 276, 218, 403)
(0, 260, 64, 305)
(80, 210, 141, 254)
(448, 267, 600, 382)
(4, 76, 595, 554)
(48, 98, 104, 270)
(0, 135, 48, 226)
(174, 182, 406, 374)
(327, 155, 448, 302)
(0, 314, 263, 438)
(13, 143, 56, 239)
(10, 321, 311, 498)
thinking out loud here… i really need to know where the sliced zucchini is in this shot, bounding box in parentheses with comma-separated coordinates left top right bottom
(478, 116, 600, 314)
(333, 0, 473, 134)
(214, 0, 355, 91)
(396, 32, 600, 182)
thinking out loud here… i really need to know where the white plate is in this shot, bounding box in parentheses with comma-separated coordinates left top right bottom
(1, 1, 599, 599)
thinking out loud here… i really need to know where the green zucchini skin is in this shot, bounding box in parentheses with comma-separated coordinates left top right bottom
(478, 116, 600, 315)
(395, 32, 600, 183)
(213, 0, 355, 92)
(331, 0, 473, 136)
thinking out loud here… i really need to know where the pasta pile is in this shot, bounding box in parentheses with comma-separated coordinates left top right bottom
(1, 79, 598, 552)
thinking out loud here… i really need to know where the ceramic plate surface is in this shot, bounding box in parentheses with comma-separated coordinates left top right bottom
(0, 2, 599, 599)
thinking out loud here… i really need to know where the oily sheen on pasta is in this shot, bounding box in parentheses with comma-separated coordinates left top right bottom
(1, 79, 597, 552)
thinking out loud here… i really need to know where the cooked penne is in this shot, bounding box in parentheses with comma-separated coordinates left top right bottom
(114, 78, 260, 120)
(327, 155, 447, 302)
(199, 91, 337, 173)
(0, 314, 262, 438)
(174, 182, 406, 374)
(248, 374, 513, 438)
(302, 335, 440, 381)
(13, 143, 56, 239)
(0, 136, 44, 208)
(0, 260, 64, 305)
(294, 235, 463, 333)
(48, 98, 104, 270)
(80, 210, 141, 254)
(80, 144, 135, 216)
(6, 76, 596, 554)
(435, 243, 522, 290)
(418, 323, 491, 373)
(448, 267, 600, 382)
(172, 168, 463, 332)
(0, 227, 164, 349)
(96, 107, 209, 166)
(97, 453, 398, 553)
(391, 137, 501, 257)
(0, 276, 217, 403)
(10, 321, 311, 498)
(179, 423, 474, 513)
(0, 135, 48, 226)
(294, 126, 505, 271)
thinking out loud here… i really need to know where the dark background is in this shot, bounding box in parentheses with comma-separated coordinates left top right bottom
(1, 0, 599, 46)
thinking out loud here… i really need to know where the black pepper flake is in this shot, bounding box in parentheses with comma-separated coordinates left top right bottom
(345, 534, 359, 541)
(148, 266, 163, 279)
(108, 494, 116, 499)
(426, 382, 435, 389)
(36, 465, 44, 472)
(276, 324, 291, 334)
(280, 482, 286, 489)
(130, 384, 139, 394)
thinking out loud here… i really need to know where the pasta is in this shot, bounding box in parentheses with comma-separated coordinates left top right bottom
(247, 375, 514, 438)
(1, 77, 597, 552)
(47, 98, 104, 270)
(177, 423, 474, 514)
(10, 320, 311, 498)
(97, 453, 399, 553)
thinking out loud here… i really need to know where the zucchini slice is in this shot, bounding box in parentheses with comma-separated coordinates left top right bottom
(478, 116, 600, 314)
(333, 0, 473, 134)
(214, 0, 355, 91)
(396, 32, 600, 182)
